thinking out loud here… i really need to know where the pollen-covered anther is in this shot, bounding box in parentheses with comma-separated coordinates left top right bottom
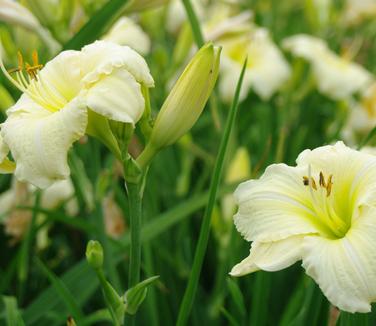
(8, 50, 43, 81)
(302, 175, 317, 190)
(303, 172, 333, 195)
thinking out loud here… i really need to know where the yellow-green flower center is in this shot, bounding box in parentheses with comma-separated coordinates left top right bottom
(0, 51, 70, 113)
(302, 170, 351, 239)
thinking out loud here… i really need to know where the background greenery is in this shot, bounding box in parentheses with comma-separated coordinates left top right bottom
(0, 0, 376, 325)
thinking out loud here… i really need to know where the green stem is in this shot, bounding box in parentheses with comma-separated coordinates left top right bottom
(127, 182, 143, 288)
(18, 190, 41, 304)
(176, 60, 247, 325)
(181, 0, 205, 47)
(136, 143, 159, 170)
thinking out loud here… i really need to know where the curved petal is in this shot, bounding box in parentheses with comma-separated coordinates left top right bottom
(81, 40, 154, 87)
(296, 141, 376, 216)
(219, 57, 252, 102)
(1, 96, 87, 188)
(0, 133, 14, 173)
(85, 68, 145, 124)
(234, 163, 319, 243)
(282, 34, 328, 61)
(302, 205, 376, 313)
(230, 235, 304, 276)
(0, 134, 9, 162)
(311, 54, 372, 100)
(103, 17, 151, 55)
(246, 29, 291, 100)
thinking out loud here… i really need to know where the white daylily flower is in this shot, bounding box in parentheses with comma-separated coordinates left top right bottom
(343, 0, 376, 25)
(0, 40, 154, 188)
(342, 82, 376, 143)
(231, 142, 376, 313)
(283, 34, 373, 100)
(219, 28, 291, 102)
(0, 0, 60, 53)
(166, 0, 205, 33)
(103, 17, 151, 55)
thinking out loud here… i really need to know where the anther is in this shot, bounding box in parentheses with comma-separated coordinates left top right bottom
(302, 176, 317, 190)
(326, 175, 333, 197)
(319, 171, 326, 187)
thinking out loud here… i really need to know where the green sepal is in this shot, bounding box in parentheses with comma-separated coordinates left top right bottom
(124, 276, 160, 315)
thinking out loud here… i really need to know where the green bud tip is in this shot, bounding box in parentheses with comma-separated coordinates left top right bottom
(86, 240, 104, 270)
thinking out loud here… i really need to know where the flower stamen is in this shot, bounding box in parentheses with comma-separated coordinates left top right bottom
(303, 171, 333, 197)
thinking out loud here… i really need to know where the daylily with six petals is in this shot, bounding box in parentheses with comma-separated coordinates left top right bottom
(231, 142, 376, 313)
(0, 40, 154, 188)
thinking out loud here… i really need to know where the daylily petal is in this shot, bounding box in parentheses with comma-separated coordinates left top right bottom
(230, 235, 304, 276)
(297, 141, 376, 213)
(1, 96, 87, 188)
(282, 34, 328, 61)
(0, 122, 15, 174)
(81, 40, 154, 87)
(103, 17, 151, 55)
(302, 205, 376, 313)
(37, 50, 83, 102)
(283, 34, 372, 99)
(219, 29, 290, 102)
(234, 163, 319, 242)
(85, 68, 145, 124)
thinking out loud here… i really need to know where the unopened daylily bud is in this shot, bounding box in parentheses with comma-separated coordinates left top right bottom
(137, 43, 221, 168)
(86, 240, 104, 270)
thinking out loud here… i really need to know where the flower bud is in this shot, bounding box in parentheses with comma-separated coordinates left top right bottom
(154, 43, 220, 146)
(86, 240, 104, 270)
(137, 43, 221, 168)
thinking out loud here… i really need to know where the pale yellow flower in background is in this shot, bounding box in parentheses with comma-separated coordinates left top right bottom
(342, 82, 376, 143)
(343, 0, 376, 25)
(231, 142, 376, 313)
(0, 40, 154, 188)
(222, 147, 251, 220)
(283, 34, 373, 100)
(0, 0, 60, 53)
(103, 17, 151, 55)
(166, 0, 205, 34)
(219, 28, 291, 102)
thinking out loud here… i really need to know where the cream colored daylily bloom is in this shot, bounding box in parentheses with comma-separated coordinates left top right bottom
(343, 0, 376, 25)
(219, 28, 291, 102)
(166, 0, 205, 34)
(231, 142, 376, 313)
(283, 34, 373, 100)
(222, 147, 251, 220)
(0, 0, 60, 53)
(342, 82, 376, 143)
(103, 17, 151, 55)
(0, 40, 154, 188)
